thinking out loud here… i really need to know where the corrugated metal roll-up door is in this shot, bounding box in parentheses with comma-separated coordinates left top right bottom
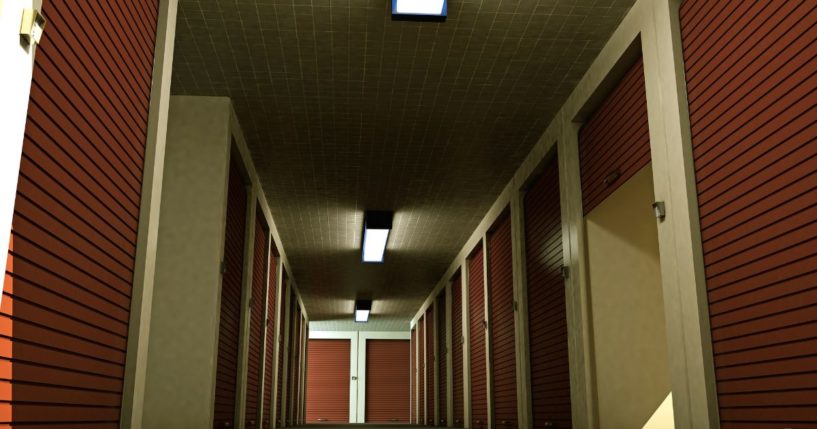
(524, 156, 572, 428)
(436, 290, 448, 426)
(366, 339, 411, 423)
(1, 0, 159, 425)
(469, 245, 488, 429)
(425, 306, 435, 425)
(245, 207, 268, 427)
(289, 300, 301, 425)
(579, 57, 650, 215)
(418, 315, 426, 424)
(306, 339, 351, 423)
(488, 212, 517, 429)
(262, 250, 277, 428)
(214, 160, 248, 428)
(452, 274, 465, 427)
(275, 276, 289, 427)
(411, 326, 416, 424)
(680, 1, 817, 426)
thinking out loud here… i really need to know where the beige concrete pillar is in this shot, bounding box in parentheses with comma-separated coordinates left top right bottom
(141, 96, 234, 429)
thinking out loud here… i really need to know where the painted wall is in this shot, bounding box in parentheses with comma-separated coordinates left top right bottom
(585, 165, 671, 429)
(142, 96, 233, 428)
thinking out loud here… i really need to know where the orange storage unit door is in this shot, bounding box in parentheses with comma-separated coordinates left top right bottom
(524, 156, 571, 428)
(579, 57, 650, 215)
(366, 339, 411, 423)
(410, 326, 416, 424)
(289, 299, 302, 425)
(436, 290, 448, 426)
(680, 0, 817, 425)
(452, 274, 465, 427)
(306, 339, 351, 423)
(275, 276, 289, 427)
(1, 0, 159, 425)
(262, 250, 278, 428)
(469, 245, 488, 429)
(245, 207, 268, 427)
(418, 314, 426, 424)
(425, 305, 435, 425)
(488, 212, 517, 428)
(214, 159, 248, 428)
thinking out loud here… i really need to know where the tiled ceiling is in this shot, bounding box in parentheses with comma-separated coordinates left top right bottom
(171, 0, 633, 329)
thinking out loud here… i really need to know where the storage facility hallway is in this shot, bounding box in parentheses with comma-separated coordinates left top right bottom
(1, 0, 816, 428)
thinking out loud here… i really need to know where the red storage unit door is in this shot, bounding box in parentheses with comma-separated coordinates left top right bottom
(418, 315, 426, 424)
(579, 57, 650, 215)
(245, 207, 268, 427)
(425, 306, 435, 425)
(366, 339, 411, 423)
(1, 0, 159, 425)
(524, 156, 571, 428)
(262, 251, 277, 428)
(410, 326, 416, 424)
(680, 0, 817, 425)
(275, 277, 289, 426)
(452, 274, 465, 427)
(436, 290, 448, 426)
(306, 339, 351, 423)
(488, 212, 517, 428)
(289, 300, 301, 425)
(469, 245, 488, 429)
(214, 159, 248, 428)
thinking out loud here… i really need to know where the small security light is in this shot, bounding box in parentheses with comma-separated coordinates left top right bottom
(362, 211, 393, 263)
(355, 300, 372, 323)
(392, 0, 447, 19)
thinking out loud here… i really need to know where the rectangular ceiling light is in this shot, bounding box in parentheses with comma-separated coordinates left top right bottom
(392, 0, 447, 18)
(362, 211, 393, 263)
(355, 299, 372, 323)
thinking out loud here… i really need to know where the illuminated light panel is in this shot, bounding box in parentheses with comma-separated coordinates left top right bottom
(392, 0, 447, 17)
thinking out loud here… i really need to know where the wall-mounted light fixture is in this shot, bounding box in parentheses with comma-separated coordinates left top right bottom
(362, 210, 393, 263)
(355, 299, 372, 323)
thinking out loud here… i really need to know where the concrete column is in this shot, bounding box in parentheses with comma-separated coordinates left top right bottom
(141, 96, 234, 429)
(641, 0, 720, 427)
(120, 0, 179, 427)
(0, 0, 40, 303)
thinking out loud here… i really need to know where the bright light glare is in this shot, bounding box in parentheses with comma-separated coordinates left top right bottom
(394, 0, 446, 15)
(355, 309, 370, 323)
(362, 228, 390, 263)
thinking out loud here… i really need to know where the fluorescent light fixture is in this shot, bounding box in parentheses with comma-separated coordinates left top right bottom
(392, 0, 447, 17)
(355, 300, 372, 323)
(362, 211, 393, 263)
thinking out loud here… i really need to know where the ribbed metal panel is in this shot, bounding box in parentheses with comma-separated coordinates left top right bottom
(418, 314, 426, 424)
(245, 207, 267, 427)
(275, 277, 288, 427)
(262, 250, 277, 428)
(680, 0, 817, 426)
(366, 339, 411, 423)
(488, 212, 517, 429)
(469, 245, 488, 429)
(305, 339, 351, 423)
(436, 290, 448, 426)
(426, 306, 435, 425)
(524, 157, 571, 428)
(214, 160, 248, 428)
(452, 274, 464, 427)
(411, 326, 416, 424)
(288, 300, 301, 425)
(579, 58, 650, 215)
(1, 0, 158, 425)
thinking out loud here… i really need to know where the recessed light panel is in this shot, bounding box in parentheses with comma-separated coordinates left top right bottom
(392, 0, 447, 18)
